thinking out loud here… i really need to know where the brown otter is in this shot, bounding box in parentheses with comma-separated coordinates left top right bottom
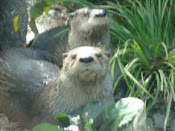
(0, 46, 114, 129)
(30, 7, 110, 66)
(29, 7, 124, 102)
(0, 47, 60, 129)
(66, 7, 110, 51)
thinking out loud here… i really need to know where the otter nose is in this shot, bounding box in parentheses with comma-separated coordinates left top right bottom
(79, 56, 94, 63)
(95, 9, 107, 17)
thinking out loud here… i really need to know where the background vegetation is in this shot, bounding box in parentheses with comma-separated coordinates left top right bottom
(30, 0, 175, 130)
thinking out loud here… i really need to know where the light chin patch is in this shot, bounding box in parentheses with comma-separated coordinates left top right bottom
(79, 71, 96, 82)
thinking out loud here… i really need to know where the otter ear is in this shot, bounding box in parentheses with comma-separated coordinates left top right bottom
(68, 12, 76, 19)
(66, 12, 76, 26)
(104, 51, 112, 58)
(62, 53, 68, 60)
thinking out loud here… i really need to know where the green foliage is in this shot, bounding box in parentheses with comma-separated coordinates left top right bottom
(71, 102, 102, 121)
(30, 0, 61, 19)
(32, 123, 63, 131)
(107, 1, 175, 130)
(29, 0, 175, 130)
(108, 0, 175, 50)
(112, 39, 175, 129)
(33, 98, 146, 131)
(56, 113, 70, 127)
(107, 0, 175, 105)
(100, 97, 145, 131)
(29, 0, 59, 34)
(60, 0, 94, 7)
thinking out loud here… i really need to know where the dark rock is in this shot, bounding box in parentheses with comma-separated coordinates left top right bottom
(0, 0, 30, 49)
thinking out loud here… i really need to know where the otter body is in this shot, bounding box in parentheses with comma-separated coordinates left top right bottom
(0, 47, 60, 128)
(31, 7, 110, 66)
(30, 7, 124, 101)
(66, 8, 110, 51)
(0, 46, 114, 129)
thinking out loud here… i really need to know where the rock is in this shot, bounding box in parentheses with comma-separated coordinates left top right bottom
(0, 0, 30, 49)
(35, 4, 67, 31)
(153, 112, 165, 129)
(146, 117, 155, 131)
(169, 119, 175, 131)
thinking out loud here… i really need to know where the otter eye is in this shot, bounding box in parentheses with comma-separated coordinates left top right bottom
(62, 53, 68, 59)
(71, 54, 77, 59)
(95, 53, 101, 58)
(104, 51, 112, 58)
(84, 10, 90, 17)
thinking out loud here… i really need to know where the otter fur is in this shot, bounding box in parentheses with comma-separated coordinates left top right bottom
(0, 47, 60, 129)
(0, 46, 114, 129)
(66, 7, 110, 51)
(29, 7, 124, 101)
(30, 7, 110, 66)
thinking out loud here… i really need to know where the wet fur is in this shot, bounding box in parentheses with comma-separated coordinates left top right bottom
(67, 7, 110, 51)
(0, 47, 114, 129)
(35, 47, 114, 124)
(31, 7, 110, 67)
(0, 48, 60, 128)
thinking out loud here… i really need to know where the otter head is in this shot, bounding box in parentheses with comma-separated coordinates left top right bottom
(62, 46, 111, 84)
(69, 7, 110, 32)
(67, 8, 110, 51)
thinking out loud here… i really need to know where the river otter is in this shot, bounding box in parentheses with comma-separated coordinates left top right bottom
(0, 46, 114, 129)
(30, 7, 110, 66)
(0, 47, 60, 129)
(29, 7, 124, 102)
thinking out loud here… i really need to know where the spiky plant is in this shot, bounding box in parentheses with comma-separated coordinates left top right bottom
(107, 0, 175, 130)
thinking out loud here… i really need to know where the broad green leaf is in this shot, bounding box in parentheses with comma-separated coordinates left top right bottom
(56, 113, 70, 127)
(106, 97, 145, 130)
(71, 102, 102, 122)
(43, 6, 51, 14)
(30, 2, 46, 19)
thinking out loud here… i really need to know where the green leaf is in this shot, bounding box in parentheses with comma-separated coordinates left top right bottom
(71, 102, 102, 122)
(106, 97, 145, 130)
(29, 18, 38, 35)
(110, 59, 116, 80)
(124, 67, 154, 100)
(43, 6, 51, 14)
(56, 113, 70, 127)
(30, 3, 45, 20)
(13, 15, 19, 32)
(43, 0, 54, 5)
(81, 114, 93, 131)
(30, 1, 50, 19)
(32, 123, 63, 131)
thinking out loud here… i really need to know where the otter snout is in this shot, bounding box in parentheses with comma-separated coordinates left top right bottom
(84, 8, 107, 18)
(94, 9, 107, 17)
(79, 56, 94, 63)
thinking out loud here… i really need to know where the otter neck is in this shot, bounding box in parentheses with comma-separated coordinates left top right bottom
(66, 27, 110, 51)
(41, 72, 112, 118)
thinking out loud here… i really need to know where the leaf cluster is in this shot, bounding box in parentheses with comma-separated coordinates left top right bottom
(32, 98, 146, 131)
(108, 0, 175, 130)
